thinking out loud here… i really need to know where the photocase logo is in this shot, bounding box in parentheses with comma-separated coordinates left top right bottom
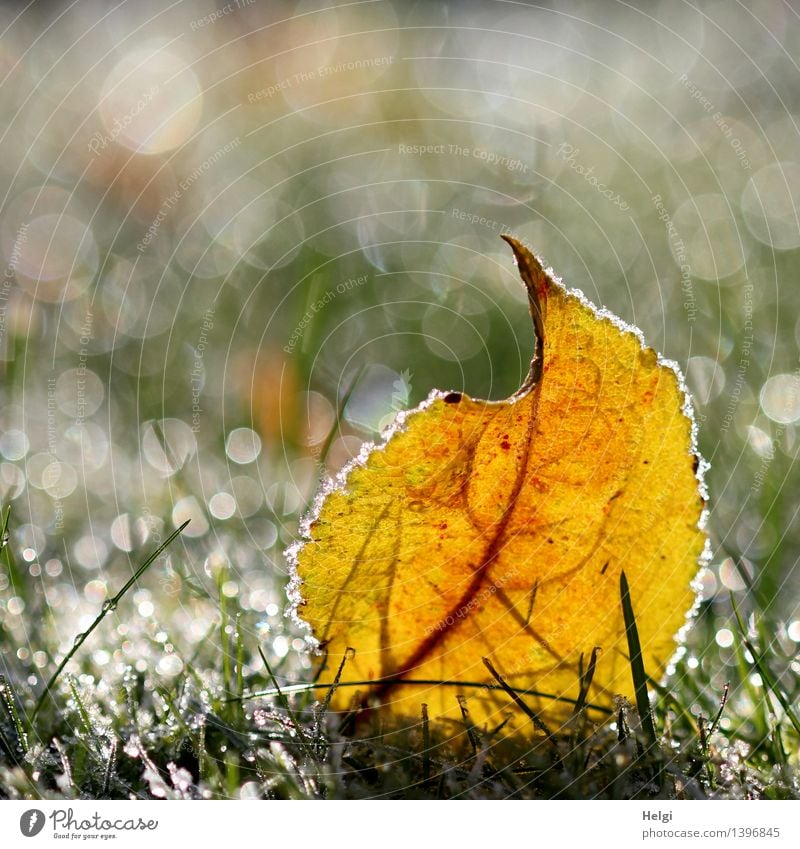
(14, 807, 159, 838)
(19, 809, 45, 837)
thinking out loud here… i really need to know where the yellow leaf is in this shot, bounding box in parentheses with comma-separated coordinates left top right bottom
(287, 237, 708, 734)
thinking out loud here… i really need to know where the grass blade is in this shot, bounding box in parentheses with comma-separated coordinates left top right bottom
(730, 594, 800, 737)
(619, 571, 658, 749)
(707, 683, 730, 738)
(32, 520, 189, 721)
(481, 656, 558, 754)
(572, 646, 600, 719)
(316, 365, 367, 472)
(257, 645, 317, 765)
(227, 676, 613, 715)
(421, 703, 431, 784)
(0, 674, 29, 754)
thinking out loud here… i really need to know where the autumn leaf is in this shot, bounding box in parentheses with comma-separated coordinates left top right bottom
(287, 236, 709, 733)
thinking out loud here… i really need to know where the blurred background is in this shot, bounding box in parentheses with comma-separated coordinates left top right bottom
(0, 0, 799, 701)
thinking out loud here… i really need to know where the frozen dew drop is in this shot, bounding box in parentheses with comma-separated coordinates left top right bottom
(248, 518, 278, 550)
(685, 356, 725, 405)
(226, 427, 262, 464)
(169, 765, 193, 793)
(45, 558, 63, 577)
(84, 580, 107, 604)
(746, 425, 774, 458)
(0, 463, 26, 500)
(10, 213, 99, 301)
(42, 461, 78, 499)
(300, 391, 335, 447)
(55, 368, 104, 418)
(0, 429, 30, 461)
(208, 491, 236, 520)
(7, 597, 25, 615)
(240, 781, 261, 799)
(93, 650, 111, 666)
(100, 46, 203, 155)
(74, 535, 109, 570)
(741, 162, 800, 250)
(172, 496, 209, 538)
(760, 373, 800, 424)
(156, 654, 184, 677)
(719, 557, 749, 592)
(142, 419, 197, 476)
(111, 514, 134, 552)
(699, 568, 718, 599)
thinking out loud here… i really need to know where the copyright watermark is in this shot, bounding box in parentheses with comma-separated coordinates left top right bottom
(555, 143, 630, 211)
(283, 274, 368, 354)
(248, 56, 394, 103)
(398, 142, 528, 173)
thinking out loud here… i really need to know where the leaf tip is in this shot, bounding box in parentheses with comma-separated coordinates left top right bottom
(502, 235, 549, 393)
(500, 235, 550, 303)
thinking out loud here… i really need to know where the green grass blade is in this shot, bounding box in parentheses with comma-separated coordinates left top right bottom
(227, 676, 613, 715)
(236, 614, 244, 703)
(257, 646, 317, 766)
(0, 674, 29, 754)
(730, 594, 800, 737)
(572, 646, 600, 719)
(32, 520, 189, 721)
(619, 571, 658, 749)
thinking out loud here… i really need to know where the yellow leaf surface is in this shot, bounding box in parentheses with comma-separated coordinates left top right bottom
(287, 237, 708, 733)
